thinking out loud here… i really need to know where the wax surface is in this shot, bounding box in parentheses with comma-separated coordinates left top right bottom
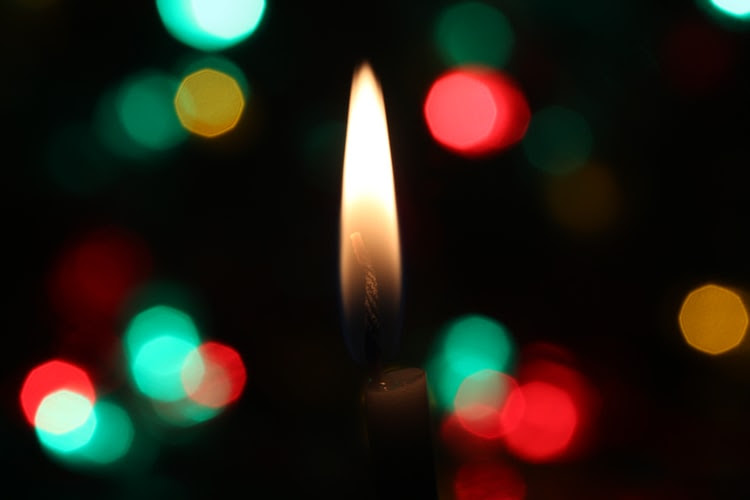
(365, 367, 437, 499)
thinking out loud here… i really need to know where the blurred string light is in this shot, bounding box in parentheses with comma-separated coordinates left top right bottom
(426, 314, 516, 411)
(20, 360, 96, 427)
(504, 349, 598, 463)
(504, 381, 577, 462)
(125, 305, 202, 402)
(174, 68, 245, 138)
(35, 391, 97, 453)
(453, 461, 526, 500)
(434, 1, 514, 68)
(123, 302, 247, 426)
(424, 68, 530, 157)
(705, 0, 750, 19)
(679, 284, 748, 355)
(49, 227, 152, 324)
(181, 342, 247, 408)
(453, 369, 523, 440)
(156, 0, 266, 51)
(175, 54, 250, 97)
(544, 164, 620, 235)
(95, 70, 187, 162)
(72, 401, 135, 464)
(522, 106, 593, 174)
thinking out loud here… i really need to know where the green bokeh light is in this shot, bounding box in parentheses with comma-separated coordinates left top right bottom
(523, 106, 593, 175)
(95, 89, 154, 162)
(434, 1, 514, 68)
(77, 401, 135, 464)
(426, 314, 515, 410)
(157, 0, 266, 51)
(116, 72, 186, 152)
(709, 0, 750, 18)
(36, 392, 97, 454)
(132, 335, 200, 401)
(125, 305, 200, 359)
(125, 305, 202, 401)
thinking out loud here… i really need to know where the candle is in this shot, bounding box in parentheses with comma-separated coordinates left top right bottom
(339, 62, 437, 498)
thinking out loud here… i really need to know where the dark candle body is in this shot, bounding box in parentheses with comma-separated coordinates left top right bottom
(364, 367, 437, 499)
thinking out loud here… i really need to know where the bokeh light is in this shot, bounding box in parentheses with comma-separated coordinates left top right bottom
(49, 227, 152, 323)
(424, 68, 529, 157)
(34, 390, 94, 435)
(76, 401, 135, 464)
(523, 106, 593, 174)
(125, 305, 202, 401)
(176, 54, 250, 97)
(426, 314, 516, 410)
(434, 2, 514, 68)
(157, 0, 266, 51)
(182, 341, 247, 408)
(116, 71, 187, 152)
(545, 164, 620, 235)
(454, 370, 523, 439)
(504, 381, 578, 463)
(124, 305, 200, 359)
(132, 335, 202, 402)
(454, 461, 526, 500)
(20, 360, 96, 427)
(36, 393, 97, 454)
(175, 68, 245, 138)
(709, 0, 750, 19)
(679, 284, 748, 355)
(504, 349, 598, 463)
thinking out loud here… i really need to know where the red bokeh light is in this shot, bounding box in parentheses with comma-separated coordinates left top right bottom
(49, 227, 152, 323)
(661, 18, 735, 95)
(424, 67, 530, 157)
(454, 461, 526, 500)
(184, 342, 247, 409)
(504, 381, 578, 463)
(19, 360, 95, 426)
(454, 371, 524, 440)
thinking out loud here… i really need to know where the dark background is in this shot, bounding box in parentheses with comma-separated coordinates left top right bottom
(2, 0, 750, 498)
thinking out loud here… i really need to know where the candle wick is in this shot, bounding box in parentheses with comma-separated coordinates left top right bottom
(350, 232, 382, 379)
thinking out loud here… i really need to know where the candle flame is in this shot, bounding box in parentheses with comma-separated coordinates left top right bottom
(340, 62, 402, 366)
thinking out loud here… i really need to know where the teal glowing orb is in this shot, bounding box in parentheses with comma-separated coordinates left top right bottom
(523, 106, 593, 175)
(36, 391, 97, 454)
(116, 72, 186, 152)
(710, 0, 750, 18)
(132, 335, 201, 401)
(124, 305, 200, 359)
(434, 1, 514, 68)
(426, 314, 515, 410)
(157, 0, 266, 51)
(78, 401, 135, 464)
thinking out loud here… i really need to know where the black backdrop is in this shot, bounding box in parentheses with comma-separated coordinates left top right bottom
(2, 0, 750, 498)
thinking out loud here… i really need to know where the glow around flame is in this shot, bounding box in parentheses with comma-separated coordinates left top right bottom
(340, 63, 402, 365)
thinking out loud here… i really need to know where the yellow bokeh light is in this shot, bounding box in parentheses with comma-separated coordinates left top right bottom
(174, 69, 244, 138)
(545, 164, 620, 234)
(679, 284, 748, 355)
